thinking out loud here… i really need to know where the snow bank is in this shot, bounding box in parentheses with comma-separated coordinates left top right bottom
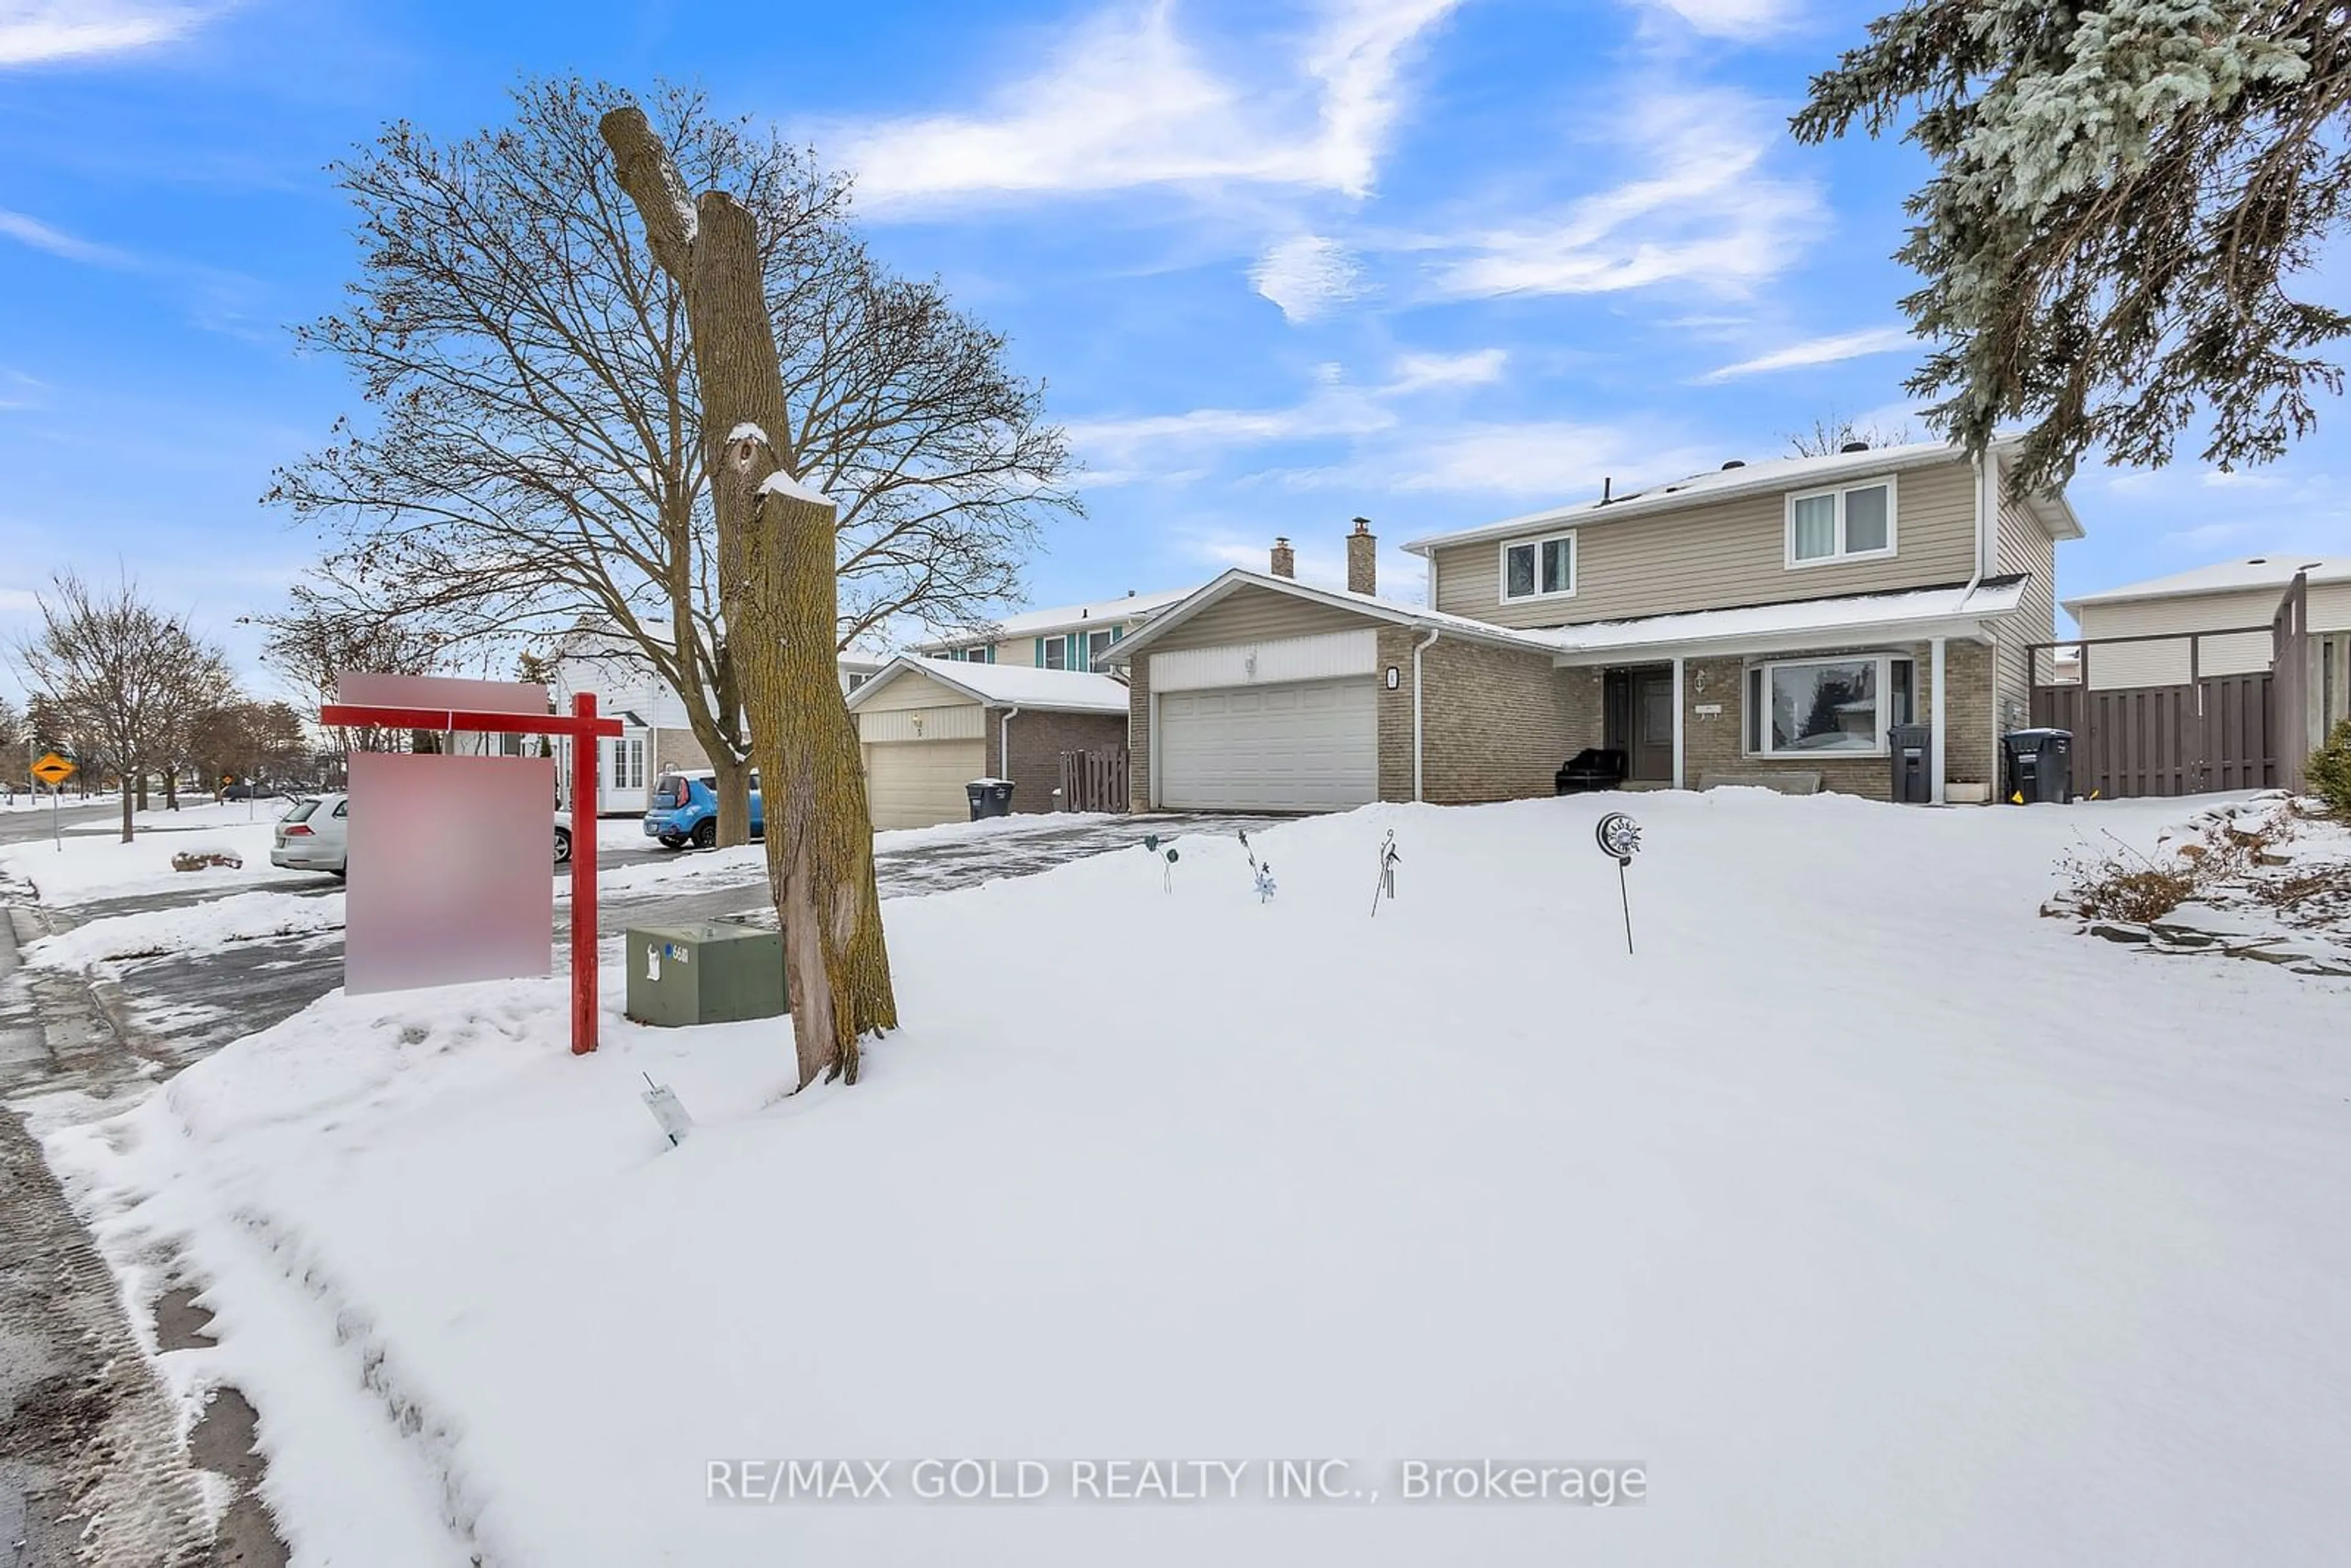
(25, 889, 344, 970)
(27, 792, 2351, 1566)
(0, 816, 316, 905)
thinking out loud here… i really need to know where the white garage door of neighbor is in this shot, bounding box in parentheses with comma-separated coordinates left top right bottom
(1158, 680, 1377, 811)
(866, 738, 989, 830)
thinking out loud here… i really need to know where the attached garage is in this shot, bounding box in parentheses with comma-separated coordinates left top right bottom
(847, 656, 1133, 829)
(1158, 680, 1376, 810)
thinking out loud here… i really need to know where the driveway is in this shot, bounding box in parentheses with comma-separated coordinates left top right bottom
(50, 812, 1294, 1073)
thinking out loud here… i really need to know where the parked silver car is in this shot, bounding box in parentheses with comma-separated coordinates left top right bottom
(271, 793, 576, 878)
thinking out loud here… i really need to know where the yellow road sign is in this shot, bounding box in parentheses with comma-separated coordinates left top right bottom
(31, 752, 75, 786)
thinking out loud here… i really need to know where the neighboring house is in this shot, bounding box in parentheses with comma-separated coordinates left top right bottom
(1100, 440, 2080, 811)
(546, 621, 885, 816)
(2063, 557, 2350, 745)
(845, 655, 1131, 828)
(915, 588, 1194, 670)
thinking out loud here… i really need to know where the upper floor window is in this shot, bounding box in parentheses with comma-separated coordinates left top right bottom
(1087, 628, 1115, 667)
(1041, 637, 1068, 669)
(1786, 478, 1896, 568)
(1500, 530, 1577, 602)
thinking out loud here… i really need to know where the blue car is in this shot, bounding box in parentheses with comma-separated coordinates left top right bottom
(643, 768, 763, 850)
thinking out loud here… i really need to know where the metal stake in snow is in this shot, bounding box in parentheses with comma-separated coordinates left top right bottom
(1594, 811, 1642, 954)
(1370, 830, 1401, 917)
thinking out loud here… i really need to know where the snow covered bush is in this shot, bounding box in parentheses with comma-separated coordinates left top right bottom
(2306, 720, 2351, 817)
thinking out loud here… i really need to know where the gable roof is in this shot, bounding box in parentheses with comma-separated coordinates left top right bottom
(1094, 569, 1565, 667)
(912, 587, 1197, 650)
(2062, 555, 2351, 614)
(1401, 436, 2082, 554)
(846, 654, 1131, 715)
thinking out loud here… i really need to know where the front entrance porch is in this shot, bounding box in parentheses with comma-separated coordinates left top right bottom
(1603, 666, 1679, 786)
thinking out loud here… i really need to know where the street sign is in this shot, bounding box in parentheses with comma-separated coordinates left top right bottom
(31, 752, 75, 786)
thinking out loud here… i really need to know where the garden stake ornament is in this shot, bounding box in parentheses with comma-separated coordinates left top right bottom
(1594, 811, 1642, 954)
(1141, 833, 1180, 893)
(1370, 830, 1401, 917)
(1239, 830, 1276, 903)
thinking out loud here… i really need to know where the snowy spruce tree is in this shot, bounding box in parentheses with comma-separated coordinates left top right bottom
(1793, 0, 2351, 492)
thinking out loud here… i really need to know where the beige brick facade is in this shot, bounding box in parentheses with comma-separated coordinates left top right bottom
(986, 708, 1130, 812)
(1417, 639, 1594, 804)
(653, 726, 714, 776)
(1126, 655, 1152, 810)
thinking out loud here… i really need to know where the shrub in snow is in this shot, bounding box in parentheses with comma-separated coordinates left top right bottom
(172, 850, 244, 872)
(2306, 720, 2351, 817)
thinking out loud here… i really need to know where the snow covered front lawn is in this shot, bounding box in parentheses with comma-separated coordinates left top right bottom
(0, 801, 320, 905)
(23, 889, 345, 970)
(24, 791, 2351, 1566)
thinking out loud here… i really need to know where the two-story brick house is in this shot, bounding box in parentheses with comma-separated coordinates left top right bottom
(1097, 440, 2080, 810)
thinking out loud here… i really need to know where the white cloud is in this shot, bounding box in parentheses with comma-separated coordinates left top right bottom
(1289, 419, 1701, 498)
(0, 1, 211, 66)
(0, 207, 134, 266)
(1425, 92, 1821, 300)
(0, 366, 45, 411)
(1251, 234, 1365, 322)
(1701, 325, 1916, 382)
(1632, 0, 1794, 40)
(833, 0, 1461, 211)
(1384, 347, 1506, 393)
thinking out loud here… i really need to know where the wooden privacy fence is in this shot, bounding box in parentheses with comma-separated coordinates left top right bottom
(2029, 571, 2312, 800)
(1058, 747, 1129, 812)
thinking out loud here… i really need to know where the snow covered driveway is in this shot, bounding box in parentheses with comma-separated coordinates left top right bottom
(22, 790, 2351, 1566)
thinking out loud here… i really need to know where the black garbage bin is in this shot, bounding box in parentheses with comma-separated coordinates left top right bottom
(2001, 729, 2072, 804)
(1888, 723, 1933, 803)
(1554, 748, 1628, 795)
(966, 778, 1015, 820)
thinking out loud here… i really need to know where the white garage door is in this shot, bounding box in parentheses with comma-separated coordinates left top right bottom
(1158, 680, 1376, 811)
(865, 738, 988, 830)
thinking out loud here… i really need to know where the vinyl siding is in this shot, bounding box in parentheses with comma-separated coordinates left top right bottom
(1430, 458, 1980, 628)
(2074, 587, 2299, 689)
(855, 667, 977, 713)
(1990, 492, 2058, 730)
(1139, 587, 1376, 655)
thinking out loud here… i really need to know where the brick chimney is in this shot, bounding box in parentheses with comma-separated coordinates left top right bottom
(1346, 517, 1376, 596)
(1270, 536, 1295, 579)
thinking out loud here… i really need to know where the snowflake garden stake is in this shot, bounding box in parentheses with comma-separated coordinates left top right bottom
(1141, 833, 1180, 893)
(1369, 830, 1401, 917)
(1239, 830, 1276, 903)
(1593, 811, 1641, 955)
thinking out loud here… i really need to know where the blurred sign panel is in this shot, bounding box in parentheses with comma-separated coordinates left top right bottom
(344, 752, 555, 996)
(337, 672, 549, 714)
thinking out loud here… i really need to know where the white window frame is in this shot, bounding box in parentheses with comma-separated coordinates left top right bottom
(1744, 652, 1915, 759)
(1086, 627, 1115, 668)
(1783, 475, 1899, 569)
(1498, 529, 1578, 603)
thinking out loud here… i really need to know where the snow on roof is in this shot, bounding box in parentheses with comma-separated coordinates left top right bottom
(1403, 438, 2037, 554)
(1098, 569, 1566, 666)
(555, 620, 883, 669)
(915, 587, 1196, 648)
(1537, 576, 2031, 659)
(849, 655, 1131, 715)
(2063, 556, 2351, 611)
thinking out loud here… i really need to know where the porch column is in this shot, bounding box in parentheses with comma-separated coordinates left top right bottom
(1670, 656, 1686, 790)
(1929, 635, 1948, 806)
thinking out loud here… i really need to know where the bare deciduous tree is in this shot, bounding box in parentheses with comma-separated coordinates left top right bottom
(603, 102, 896, 1089)
(1784, 412, 1920, 459)
(257, 584, 448, 762)
(20, 574, 228, 843)
(268, 77, 1076, 847)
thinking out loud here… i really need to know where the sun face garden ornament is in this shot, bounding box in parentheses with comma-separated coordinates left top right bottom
(1592, 811, 1641, 954)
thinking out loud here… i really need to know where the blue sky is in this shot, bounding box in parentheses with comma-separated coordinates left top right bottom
(2, 0, 2347, 700)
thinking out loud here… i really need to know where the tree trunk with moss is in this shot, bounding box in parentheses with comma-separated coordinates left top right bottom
(601, 104, 896, 1086)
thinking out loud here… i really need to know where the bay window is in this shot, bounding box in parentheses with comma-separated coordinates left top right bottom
(1745, 655, 1916, 757)
(1786, 478, 1896, 566)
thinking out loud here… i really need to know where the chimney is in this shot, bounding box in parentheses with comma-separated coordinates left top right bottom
(1346, 517, 1376, 596)
(1270, 536, 1296, 579)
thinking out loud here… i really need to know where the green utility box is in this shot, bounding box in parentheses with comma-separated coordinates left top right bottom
(625, 921, 788, 1027)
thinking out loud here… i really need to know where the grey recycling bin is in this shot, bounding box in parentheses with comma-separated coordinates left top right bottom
(1888, 723, 1933, 803)
(966, 779, 1014, 820)
(2001, 728, 2073, 804)
(626, 921, 788, 1027)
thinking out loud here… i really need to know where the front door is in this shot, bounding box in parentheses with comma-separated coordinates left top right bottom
(1630, 670, 1675, 783)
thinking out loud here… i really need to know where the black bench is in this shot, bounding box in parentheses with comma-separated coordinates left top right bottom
(1554, 748, 1628, 794)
